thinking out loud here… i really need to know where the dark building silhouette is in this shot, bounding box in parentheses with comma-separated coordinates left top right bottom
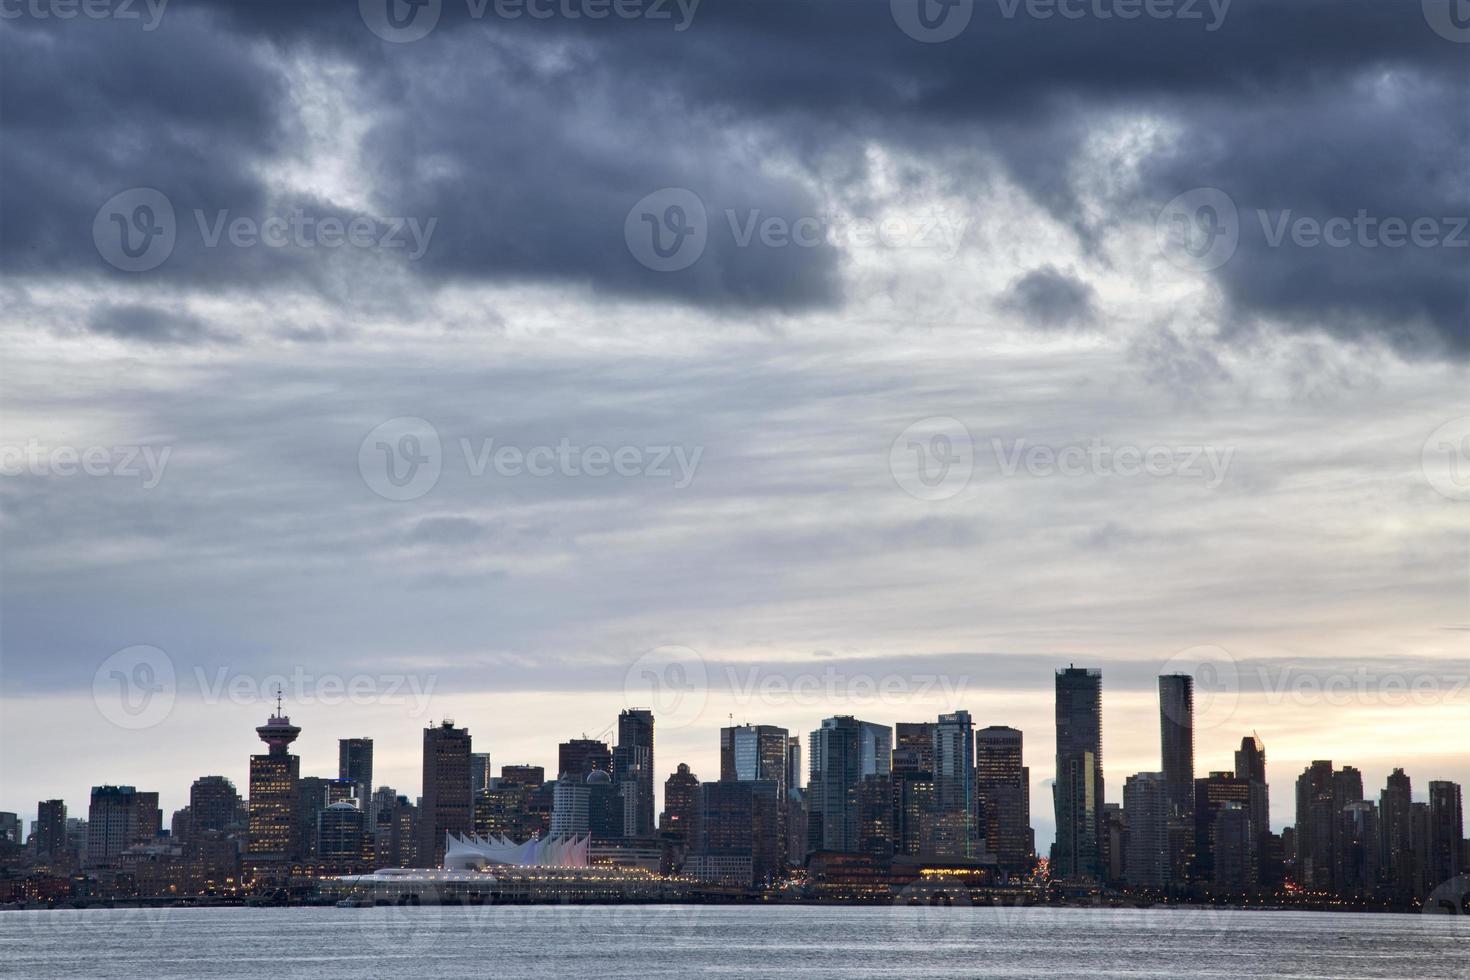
(559, 738, 613, 780)
(1053, 666, 1105, 880)
(613, 710, 655, 839)
(686, 778, 780, 887)
(338, 738, 374, 813)
(659, 763, 700, 846)
(976, 725, 1033, 873)
(720, 724, 791, 859)
(35, 799, 67, 864)
(1380, 769, 1416, 902)
(1123, 772, 1169, 888)
(1428, 780, 1465, 889)
(189, 776, 241, 838)
(419, 720, 472, 866)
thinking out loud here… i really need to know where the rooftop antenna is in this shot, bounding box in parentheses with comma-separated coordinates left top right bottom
(275, 686, 283, 717)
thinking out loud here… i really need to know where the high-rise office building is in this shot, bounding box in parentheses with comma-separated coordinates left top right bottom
(189, 776, 242, 836)
(419, 719, 473, 867)
(720, 724, 791, 860)
(1053, 666, 1105, 880)
(338, 738, 375, 813)
(976, 726, 1033, 872)
(317, 801, 367, 864)
(85, 785, 140, 866)
(474, 765, 545, 841)
(1294, 760, 1362, 893)
(1338, 800, 1381, 896)
(685, 779, 781, 887)
(1427, 780, 1464, 889)
(1123, 772, 1170, 888)
(35, 800, 67, 863)
(1234, 733, 1270, 877)
(1380, 769, 1415, 902)
(469, 753, 493, 798)
(614, 709, 655, 839)
(808, 716, 891, 854)
(248, 702, 301, 863)
(1213, 802, 1257, 890)
(894, 722, 937, 773)
(1193, 772, 1254, 883)
(931, 711, 976, 859)
(659, 763, 701, 845)
(559, 738, 613, 780)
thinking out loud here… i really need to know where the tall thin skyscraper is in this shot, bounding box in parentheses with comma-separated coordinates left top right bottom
(469, 753, 493, 797)
(419, 719, 473, 867)
(338, 738, 374, 813)
(248, 699, 301, 863)
(1158, 674, 1195, 820)
(1427, 781, 1464, 889)
(931, 711, 976, 859)
(1380, 769, 1415, 901)
(976, 725, 1033, 872)
(614, 709, 655, 839)
(1053, 666, 1105, 880)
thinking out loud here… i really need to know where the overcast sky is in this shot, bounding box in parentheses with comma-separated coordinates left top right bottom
(1, 0, 1467, 849)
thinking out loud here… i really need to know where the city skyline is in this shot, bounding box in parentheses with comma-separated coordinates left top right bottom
(6, 660, 1466, 854)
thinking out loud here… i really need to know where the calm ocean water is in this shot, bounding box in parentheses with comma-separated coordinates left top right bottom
(2, 904, 1467, 978)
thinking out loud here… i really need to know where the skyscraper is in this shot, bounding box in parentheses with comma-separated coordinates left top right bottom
(419, 719, 473, 867)
(614, 709, 655, 839)
(469, 752, 493, 797)
(1158, 675, 1195, 820)
(1193, 771, 1254, 883)
(808, 715, 892, 854)
(1294, 760, 1362, 893)
(720, 724, 791, 860)
(931, 711, 976, 859)
(659, 763, 701, 846)
(35, 800, 67, 864)
(976, 725, 1033, 873)
(1427, 780, 1464, 889)
(338, 738, 374, 813)
(1053, 666, 1105, 880)
(85, 785, 140, 866)
(189, 776, 242, 836)
(1380, 768, 1415, 902)
(248, 700, 301, 863)
(1123, 772, 1170, 888)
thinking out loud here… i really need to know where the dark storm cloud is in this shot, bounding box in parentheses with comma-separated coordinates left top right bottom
(88, 304, 225, 345)
(1001, 266, 1097, 328)
(2, 1, 1466, 345)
